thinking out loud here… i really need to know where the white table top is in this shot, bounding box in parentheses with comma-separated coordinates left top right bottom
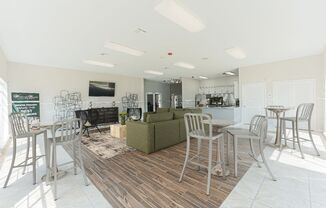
(265, 106, 292, 112)
(202, 119, 235, 127)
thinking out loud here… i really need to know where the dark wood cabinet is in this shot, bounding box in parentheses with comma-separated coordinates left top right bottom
(75, 107, 119, 125)
(96, 107, 119, 124)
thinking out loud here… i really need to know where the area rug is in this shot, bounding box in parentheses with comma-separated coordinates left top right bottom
(80, 130, 134, 159)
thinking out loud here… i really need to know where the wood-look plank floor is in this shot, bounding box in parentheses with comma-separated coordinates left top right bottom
(66, 137, 257, 208)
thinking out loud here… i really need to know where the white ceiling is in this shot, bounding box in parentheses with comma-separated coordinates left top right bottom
(0, 0, 325, 80)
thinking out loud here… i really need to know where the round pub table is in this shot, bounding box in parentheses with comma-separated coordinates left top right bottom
(265, 106, 292, 146)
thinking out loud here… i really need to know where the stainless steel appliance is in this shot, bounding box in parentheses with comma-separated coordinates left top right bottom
(209, 96, 224, 106)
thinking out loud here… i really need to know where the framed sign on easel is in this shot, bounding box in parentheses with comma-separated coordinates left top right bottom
(12, 92, 40, 127)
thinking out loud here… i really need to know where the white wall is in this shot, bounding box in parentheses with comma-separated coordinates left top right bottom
(323, 48, 326, 131)
(181, 77, 199, 107)
(239, 54, 324, 131)
(8, 62, 144, 125)
(0, 48, 9, 149)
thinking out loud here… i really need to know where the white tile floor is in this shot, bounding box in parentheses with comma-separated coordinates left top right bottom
(1, 130, 326, 208)
(0, 135, 112, 208)
(221, 131, 326, 208)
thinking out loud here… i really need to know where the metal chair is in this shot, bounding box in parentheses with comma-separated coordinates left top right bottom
(179, 113, 225, 195)
(75, 109, 101, 136)
(46, 118, 89, 200)
(225, 115, 276, 181)
(280, 103, 319, 159)
(75, 110, 91, 136)
(4, 112, 47, 188)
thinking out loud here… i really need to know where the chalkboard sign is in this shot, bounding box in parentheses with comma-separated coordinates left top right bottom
(11, 92, 40, 122)
(12, 92, 39, 102)
(12, 102, 40, 117)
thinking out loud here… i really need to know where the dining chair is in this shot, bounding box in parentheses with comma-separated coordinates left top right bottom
(225, 115, 276, 181)
(87, 109, 102, 133)
(4, 112, 47, 188)
(46, 118, 89, 200)
(179, 113, 225, 195)
(75, 110, 91, 136)
(280, 103, 319, 159)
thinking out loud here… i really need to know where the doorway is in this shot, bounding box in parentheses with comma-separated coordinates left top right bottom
(241, 82, 267, 123)
(146, 92, 162, 112)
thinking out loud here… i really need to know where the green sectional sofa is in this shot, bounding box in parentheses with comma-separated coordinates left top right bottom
(126, 108, 202, 154)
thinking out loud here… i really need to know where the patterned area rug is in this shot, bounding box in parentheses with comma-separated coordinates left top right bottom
(81, 130, 134, 159)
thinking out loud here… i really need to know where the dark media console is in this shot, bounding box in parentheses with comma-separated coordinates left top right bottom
(75, 107, 119, 125)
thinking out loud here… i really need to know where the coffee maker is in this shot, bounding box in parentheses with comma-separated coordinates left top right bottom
(209, 96, 224, 106)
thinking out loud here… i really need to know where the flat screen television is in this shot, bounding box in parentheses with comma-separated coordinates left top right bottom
(89, 81, 115, 97)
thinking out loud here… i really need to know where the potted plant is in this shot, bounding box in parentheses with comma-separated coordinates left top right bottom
(119, 112, 128, 125)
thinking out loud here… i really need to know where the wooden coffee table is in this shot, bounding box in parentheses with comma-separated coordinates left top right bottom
(110, 124, 126, 138)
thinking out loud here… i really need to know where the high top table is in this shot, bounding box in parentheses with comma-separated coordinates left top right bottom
(202, 119, 236, 177)
(265, 106, 292, 146)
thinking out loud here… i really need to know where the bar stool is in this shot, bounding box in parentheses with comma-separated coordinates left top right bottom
(225, 115, 276, 181)
(179, 113, 225, 195)
(4, 112, 47, 188)
(280, 103, 320, 159)
(46, 118, 89, 200)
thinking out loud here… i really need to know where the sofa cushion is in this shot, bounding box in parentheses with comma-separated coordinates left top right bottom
(147, 112, 173, 123)
(169, 108, 184, 113)
(143, 112, 155, 122)
(173, 110, 192, 119)
(156, 107, 170, 113)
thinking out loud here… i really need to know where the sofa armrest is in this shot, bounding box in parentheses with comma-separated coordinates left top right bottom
(126, 121, 155, 154)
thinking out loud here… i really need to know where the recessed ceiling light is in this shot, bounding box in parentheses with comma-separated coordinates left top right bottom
(225, 47, 246, 59)
(154, 0, 205, 32)
(105, 42, 144, 56)
(199, 76, 208, 79)
(144, 70, 164, 75)
(223, 71, 236, 76)
(83, 60, 115, 68)
(174, 62, 195, 69)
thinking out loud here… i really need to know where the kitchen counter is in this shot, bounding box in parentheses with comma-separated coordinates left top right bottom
(200, 106, 240, 109)
(201, 106, 241, 122)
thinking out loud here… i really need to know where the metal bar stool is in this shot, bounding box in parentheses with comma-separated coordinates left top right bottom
(225, 115, 276, 181)
(179, 113, 225, 195)
(4, 112, 47, 188)
(280, 103, 320, 159)
(46, 118, 89, 200)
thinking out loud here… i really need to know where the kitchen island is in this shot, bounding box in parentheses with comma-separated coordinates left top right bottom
(202, 106, 241, 122)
